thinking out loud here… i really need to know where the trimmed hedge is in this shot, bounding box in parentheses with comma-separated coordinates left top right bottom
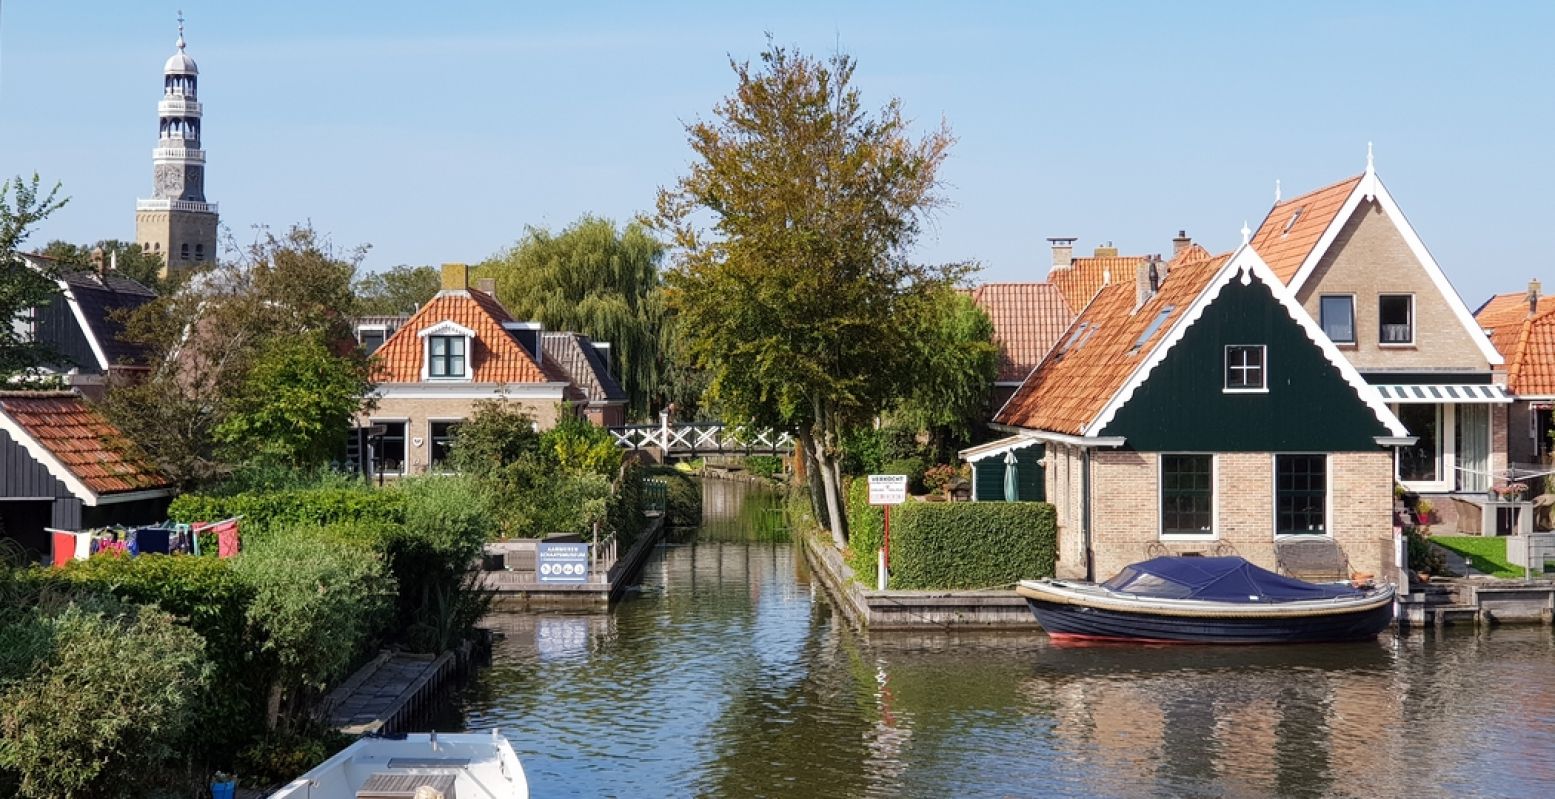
(887, 501, 1055, 589)
(844, 477, 884, 578)
(169, 487, 405, 533)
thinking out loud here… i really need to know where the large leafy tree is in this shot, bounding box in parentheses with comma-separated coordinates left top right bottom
(354, 264, 440, 315)
(0, 175, 69, 381)
(214, 332, 373, 469)
(656, 43, 958, 547)
(893, 288, 998, 454)
(475, 216, 668, 418)
(104, 224, 370, 485)
(40, 239, 168, 293)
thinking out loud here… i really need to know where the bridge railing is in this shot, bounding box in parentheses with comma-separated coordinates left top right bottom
(609, 422, 794, 454)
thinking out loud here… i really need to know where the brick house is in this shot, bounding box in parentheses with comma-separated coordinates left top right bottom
(1476, 281, 1555, 469)
(0, 391, 174, 557)
(1248, 157, 1509, 531)
(540, 331, 628, 428)
(352, 264, 575, 477)
(980, 244, 1410, 585)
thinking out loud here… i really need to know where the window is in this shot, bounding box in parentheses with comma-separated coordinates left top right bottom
(1396, 404, 1440, 483)
(1224, 345, 1266, 391)
(180, 242, 190, 261)
(430, 421, 461, 470)
(428, 335, 466, 378)
(1379, 294, 1413, 344)
(1131, 305, 1176, 353)
(195, 243, 204, 260)
(1161, 454, 1213, 536)
(1319, 295, 1355, 343)
(1275, 454, 1327, 535)
(358, 329, 386, 356)
(374, 421, 406, 475)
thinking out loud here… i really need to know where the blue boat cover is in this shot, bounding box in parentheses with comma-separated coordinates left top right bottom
(1101, 556, 1362, 603)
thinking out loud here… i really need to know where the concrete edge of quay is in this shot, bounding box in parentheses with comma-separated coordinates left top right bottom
(799, 530, 1042, 631)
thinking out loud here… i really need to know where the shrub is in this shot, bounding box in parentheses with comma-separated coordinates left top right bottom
(448, 399, 541, 475)
(843, 477, 885, 579)
(0, 600, 209, 799)
(541, 415, 623, 476)
(922, 463, 959, 495)
(644, 465, 703, 527)
(745, 455, 783, 480)
(237, 726, 353, 788)
(838, 425, 920, 477)
(391, 477, 497, 652)
(882, 456, 928, 494)
(886, 501, 1056, 589)
(169, 485, 405, 535)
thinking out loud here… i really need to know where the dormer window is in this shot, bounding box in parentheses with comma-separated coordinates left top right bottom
(417, 320, 475, 381)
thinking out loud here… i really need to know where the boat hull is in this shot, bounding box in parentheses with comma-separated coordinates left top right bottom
(1017, 580, 1396, 644)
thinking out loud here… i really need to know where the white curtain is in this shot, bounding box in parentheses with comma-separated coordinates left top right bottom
(1457, 404, 1490, 492)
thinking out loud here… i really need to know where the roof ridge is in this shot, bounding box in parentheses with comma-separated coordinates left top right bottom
(1270, 173, 1365, 211)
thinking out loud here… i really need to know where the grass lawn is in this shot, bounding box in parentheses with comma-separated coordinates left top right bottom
(1430, 536, 1528, 579)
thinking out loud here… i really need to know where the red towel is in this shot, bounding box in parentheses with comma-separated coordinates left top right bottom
(51, 531, 75, 567)
(202, 519, 241, 558)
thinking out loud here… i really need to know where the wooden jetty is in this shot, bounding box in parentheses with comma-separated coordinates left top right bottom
(319, 642, 475, 735)
(477, 514, 666, 605)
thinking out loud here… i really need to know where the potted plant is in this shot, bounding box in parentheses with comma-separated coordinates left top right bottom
(1492, 482, 1530, 502)
(1415, 498, 1434, 526)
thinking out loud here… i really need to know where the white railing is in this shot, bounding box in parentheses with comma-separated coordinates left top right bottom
(157, 98, 203, 117)
(135, 198, 218, 213)
(610, 422, 795, 453)
(152, 147, 205, 163)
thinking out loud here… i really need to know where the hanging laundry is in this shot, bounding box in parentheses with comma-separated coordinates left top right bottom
(50, 530, 75, 568)
(73, 532, 93, 561)
(199, 518, 242, 558)
(136, 527, 171, 555)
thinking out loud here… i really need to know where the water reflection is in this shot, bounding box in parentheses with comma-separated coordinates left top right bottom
(451, 481, 1555, 799)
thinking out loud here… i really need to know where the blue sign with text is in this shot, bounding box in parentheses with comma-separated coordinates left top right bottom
(537, 542, 590, 583)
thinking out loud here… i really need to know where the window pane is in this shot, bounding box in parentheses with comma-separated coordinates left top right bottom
(431, 337, 446, 356)
(1379, 295, 1412, 343)
(377, 422, 406, 473)
(1397, 404, 1440, 482)
(1275, 454, 1326, 535)
(1320, 296, 1354, 342)
(430, 421, 461, 468)
(1162, 454, 1213, 535)
(1225, 345, 1265, 390)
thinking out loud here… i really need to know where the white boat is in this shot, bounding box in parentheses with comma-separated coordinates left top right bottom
(267, 731, 528, 799)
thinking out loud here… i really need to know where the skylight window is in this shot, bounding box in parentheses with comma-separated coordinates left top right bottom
(1056, 323, 1089, 355)
(1282, 208, 1303, 234)
(1131, 305, 1176, 353)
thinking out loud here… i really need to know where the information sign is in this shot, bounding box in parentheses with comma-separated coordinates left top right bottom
(537, 542, 590, 583)
(867, 474, 908, 506)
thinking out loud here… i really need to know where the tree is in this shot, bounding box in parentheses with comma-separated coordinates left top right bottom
(40, 239, 168, 293)
(354, 264, 440, 315)
(655, 42, 957, 547)
(0, 175, 69, 381)
(448, 398, 542, 475)
(103, 224, 370, 485)
(214, 332, 373, 469)
(475, 216, 668, 418)
(894, 288, 998, 454)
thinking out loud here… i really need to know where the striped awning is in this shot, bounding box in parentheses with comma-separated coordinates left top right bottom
(1373, 383, 1512, 404)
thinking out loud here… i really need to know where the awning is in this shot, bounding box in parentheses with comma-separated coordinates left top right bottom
(959, 434, 1044, 463)
(1373, 383, 1511, 404)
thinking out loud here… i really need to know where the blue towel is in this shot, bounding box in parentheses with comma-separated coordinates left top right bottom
(136, 528, 171, 555)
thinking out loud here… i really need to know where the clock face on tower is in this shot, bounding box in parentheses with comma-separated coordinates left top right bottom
(184, 166, 204, 199)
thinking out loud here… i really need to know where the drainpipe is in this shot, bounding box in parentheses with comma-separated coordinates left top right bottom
(1081, 447, 1094, 582)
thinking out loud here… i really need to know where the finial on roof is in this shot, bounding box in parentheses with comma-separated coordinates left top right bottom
(1102, 268, 1111, 285)
(1240, 221, 1251, 244)
(1366, 141, 1374, 173)
(1274, 179, 1281, 203)
(177, 10, 186, 50)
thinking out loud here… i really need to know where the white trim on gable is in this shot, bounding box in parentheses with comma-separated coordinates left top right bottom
(0, 409, 170, 506)
(57, 282, 111, 371)
(1083, 243, 1411, 441)
(416, 320, 475, 339)
(1284, 167, 1503, 366)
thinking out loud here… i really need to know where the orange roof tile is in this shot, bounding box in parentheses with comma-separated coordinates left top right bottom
(0, 392, 172, 495)
(1048, 255, 1149, 310)
(996, 251, 1231, 435)
(969, 283, 1075, 382)
(1249, 175, 1363, 284)
(372, 289, 555, 384)
(1476, 293, 1555, 396)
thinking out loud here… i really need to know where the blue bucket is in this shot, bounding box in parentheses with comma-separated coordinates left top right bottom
(210, 779, 236, 799)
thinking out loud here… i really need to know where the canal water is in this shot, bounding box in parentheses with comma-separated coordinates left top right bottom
(451, 480, 1555, 798)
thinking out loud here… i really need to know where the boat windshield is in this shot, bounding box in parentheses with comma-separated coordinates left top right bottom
(1101, 556, 1363, 603)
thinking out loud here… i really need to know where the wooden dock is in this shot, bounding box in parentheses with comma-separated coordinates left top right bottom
(477, 514, 666, 604)
(320, 643, 472, 735)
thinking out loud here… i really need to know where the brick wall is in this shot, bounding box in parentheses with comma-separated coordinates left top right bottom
(360, 393, 563, 475)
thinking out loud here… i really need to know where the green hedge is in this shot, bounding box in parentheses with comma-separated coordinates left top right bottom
(169, 486, 406, 533)
(887, 501, 1055, 589)
(844, 477, 884, 578)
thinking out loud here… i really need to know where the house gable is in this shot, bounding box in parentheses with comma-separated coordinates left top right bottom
(1097, 271, 1395, 451)
(371, 290, 553, 385)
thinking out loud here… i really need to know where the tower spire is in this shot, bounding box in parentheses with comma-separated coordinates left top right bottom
(136, 13, 218, 277)
(177, 10, 186, 51)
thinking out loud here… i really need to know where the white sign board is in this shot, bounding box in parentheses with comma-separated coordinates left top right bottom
(868, 474, 908, 506)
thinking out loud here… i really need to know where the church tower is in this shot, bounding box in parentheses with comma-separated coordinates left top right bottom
(135, 14, 218, 277)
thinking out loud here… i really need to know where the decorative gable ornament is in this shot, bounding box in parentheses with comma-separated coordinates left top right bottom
(416, 320, 476, 339)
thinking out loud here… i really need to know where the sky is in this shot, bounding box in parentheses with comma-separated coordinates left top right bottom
(1, 1, 1551, 304)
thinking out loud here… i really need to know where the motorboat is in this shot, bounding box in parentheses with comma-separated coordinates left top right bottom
(1017, 556, 1395, 644)
(267, 731, 528, 798)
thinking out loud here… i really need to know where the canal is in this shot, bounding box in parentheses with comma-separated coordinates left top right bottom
(450, 480, 1555, 798)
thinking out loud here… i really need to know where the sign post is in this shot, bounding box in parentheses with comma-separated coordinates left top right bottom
(867, 474, 908, 591)
(537, 541, 591, 584)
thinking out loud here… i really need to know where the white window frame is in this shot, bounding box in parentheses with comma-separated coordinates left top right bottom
(1270, 453, 1332, 538)
(417, 320, 475, 382)
(1378, 293, 1416, 347)
(1159, 452, 1218, 541)
(1392, 402, 1454, 493)
(1223, 344, 1269, 394)
(1318, 293, 1356, 345)
(369, 418, 410, 476)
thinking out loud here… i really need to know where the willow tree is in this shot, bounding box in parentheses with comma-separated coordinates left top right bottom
(475, 216, 666, 419)
(656, 43, 957, 548)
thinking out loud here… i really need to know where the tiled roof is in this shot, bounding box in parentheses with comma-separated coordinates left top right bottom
(0, 391, 172, 495)
(996, 251, 1232, 435)
(968, 283, 1075, 382)
(371, 290, 554, 384)
(58, 269, 157, 367)
(1048, 255, 1149, 310)
(1476, 293, 1555, 396)
(541, 332, 627, 404)
(1249, 175, 1363, 284)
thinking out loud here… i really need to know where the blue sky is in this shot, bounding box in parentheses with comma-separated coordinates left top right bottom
(1, 1, 1550, 304)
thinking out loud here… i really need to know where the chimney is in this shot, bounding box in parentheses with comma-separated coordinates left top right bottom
(440, 263, 468, 292)
(1048, 237, 1076, 270)
(1094, 242, 1119, 258)
(1172, 230, 1191, 257)
(475, 277, 496, 295)
(90, 246, 105, 273)
(1530, 278, 1543, 318)
(1135, 255, 1163, 309)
